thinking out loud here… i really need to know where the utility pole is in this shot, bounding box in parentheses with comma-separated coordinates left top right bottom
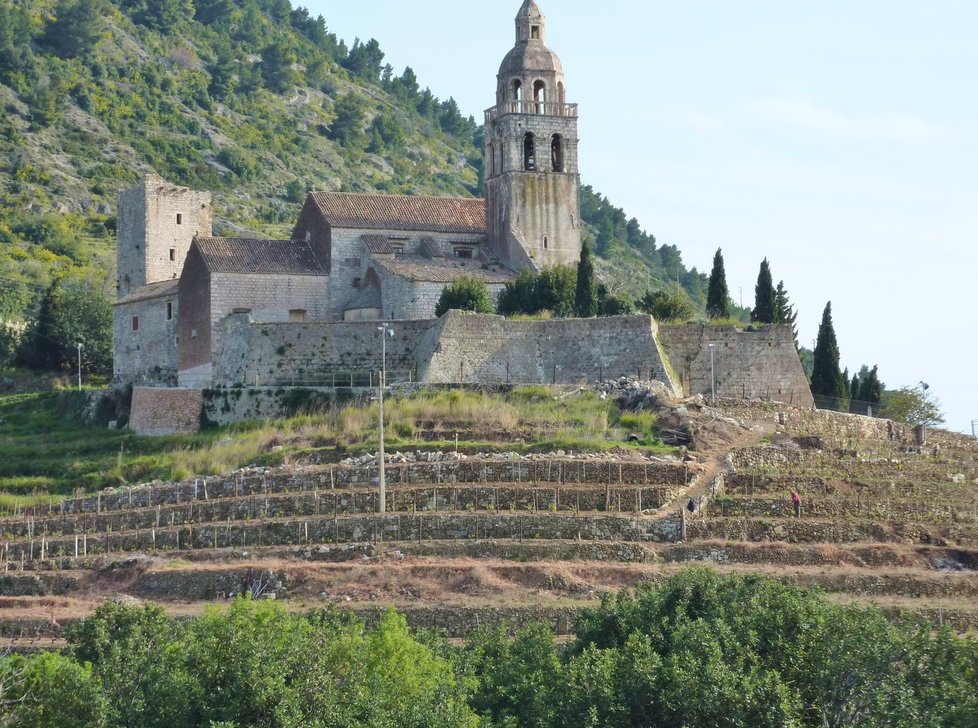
(708, 343, 716, 405)
(77, 343, 83, 391)
(377, 323, 394, 514)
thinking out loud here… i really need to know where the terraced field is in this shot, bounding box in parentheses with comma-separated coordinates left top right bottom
(1, 396, 976, 651)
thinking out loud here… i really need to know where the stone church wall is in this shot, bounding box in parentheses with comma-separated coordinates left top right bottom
(202, 273, 330, 385)
(657, 324, 814, 407)
(328, 228, 486, 320)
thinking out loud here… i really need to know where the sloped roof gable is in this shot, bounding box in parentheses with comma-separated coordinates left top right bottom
(194, 238, 326, 276)
(308, 192, 486, 234)
(374, 255, 517, 284)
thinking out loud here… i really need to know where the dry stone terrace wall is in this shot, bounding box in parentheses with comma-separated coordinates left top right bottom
(15, 459, 689, 519)
(712, 495, 978, 523)
(687, 517, 978, 546)
(1, 513, 684, 562)
(0, 484, 687, 539)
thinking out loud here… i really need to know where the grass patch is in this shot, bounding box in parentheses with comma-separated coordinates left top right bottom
(0, 387, 675, 502)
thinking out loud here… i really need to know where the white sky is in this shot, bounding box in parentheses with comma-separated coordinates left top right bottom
(307, 0, 978, 434)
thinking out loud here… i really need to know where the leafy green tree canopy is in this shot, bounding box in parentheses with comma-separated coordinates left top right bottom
(880, 384, 945, 426)
(434, 275, 494, 317)
(638, 285, 696, 322)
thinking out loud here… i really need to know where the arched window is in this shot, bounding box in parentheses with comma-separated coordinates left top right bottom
(512, 79, 523, 103)
(533, 80, 546, 114)
(551, 134, 564, 172)
(523, 133, 536, 171)
(543, 236, 549, 249)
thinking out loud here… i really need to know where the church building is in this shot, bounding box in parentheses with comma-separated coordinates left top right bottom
(113, 1, 582, 387)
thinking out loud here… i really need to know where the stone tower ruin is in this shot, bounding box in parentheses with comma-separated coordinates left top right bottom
(485, 0, 581, 270)
(116, 174, 212, 298)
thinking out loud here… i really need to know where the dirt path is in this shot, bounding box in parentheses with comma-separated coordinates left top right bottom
(654, 407, 776, 519)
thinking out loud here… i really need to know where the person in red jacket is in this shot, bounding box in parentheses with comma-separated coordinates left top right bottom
(790, 490, 802, 518)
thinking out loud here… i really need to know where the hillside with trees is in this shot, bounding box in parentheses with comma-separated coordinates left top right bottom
(0, 0, 728, 339)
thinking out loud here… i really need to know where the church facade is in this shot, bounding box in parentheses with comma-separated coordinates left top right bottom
(113, 1, 582, 387)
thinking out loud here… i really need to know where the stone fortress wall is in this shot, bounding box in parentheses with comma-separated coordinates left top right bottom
(658, 323, 814, 408)
(130, 313, 810, 433)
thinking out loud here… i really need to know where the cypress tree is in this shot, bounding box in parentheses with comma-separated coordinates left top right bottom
(706, 248, 730, 319)
(859, 365, 883, 405)
(850, 372, 861, 402)
(774, 280, 799, 341)
(752, 258, 776, 323)
(810, 302, 848, 402)
(574, 240, 598, 318)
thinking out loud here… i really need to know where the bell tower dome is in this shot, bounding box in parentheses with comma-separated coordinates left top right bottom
(485, 1, 581, 271)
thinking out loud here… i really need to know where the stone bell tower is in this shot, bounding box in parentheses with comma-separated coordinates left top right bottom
(485, 0, 581, 271)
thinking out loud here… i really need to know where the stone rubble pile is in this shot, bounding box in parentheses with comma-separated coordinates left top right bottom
(339, 448, 678, 468)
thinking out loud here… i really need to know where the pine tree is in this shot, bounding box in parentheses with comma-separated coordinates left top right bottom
(574, 241, 597, 318)
(810, 302, 848, 403)
(706, 248, 730, 319)
(751, 258, 776, 323)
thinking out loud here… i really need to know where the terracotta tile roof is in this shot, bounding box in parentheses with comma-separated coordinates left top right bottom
(374, 255, 517, 284)
(362, 234, 394, 255)
(115, 279, 179, 305)
(194, 238, 326, 276)
(420, 237, 445, 259)
(309, 192, 486, 234)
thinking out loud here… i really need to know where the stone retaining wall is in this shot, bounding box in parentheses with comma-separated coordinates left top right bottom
(129, 387, 203, 435)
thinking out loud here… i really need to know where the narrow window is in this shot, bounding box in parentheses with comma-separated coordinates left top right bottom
(543, 236, 549, 250)
(176, 214, 183, 225)
(523, 133, 536, 171)
(166, 302, 173, 321)
(533, 80, 546, 113)
(191, 328, 197, 338)
(551, 134, 564, 172)
(531, 25, 540, 40)
(169, 248, 176, 262)
(132, 316, 139, 331)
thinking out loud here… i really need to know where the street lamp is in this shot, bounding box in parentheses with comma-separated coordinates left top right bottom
(377, 323, 394, 514)
(708, 343, 716, 405)
(77, 342, 83, 391)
